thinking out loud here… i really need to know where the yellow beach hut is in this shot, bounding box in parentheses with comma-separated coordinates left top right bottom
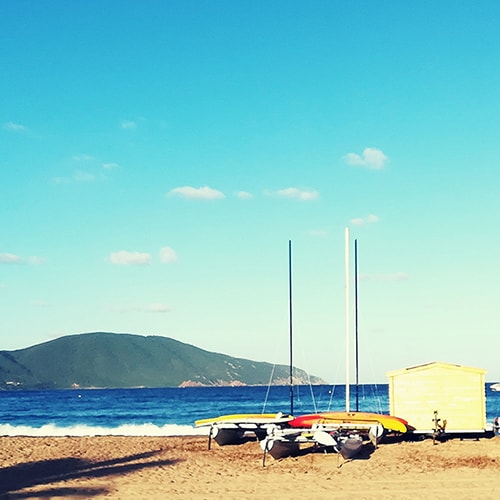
(386, 361, 487, 433)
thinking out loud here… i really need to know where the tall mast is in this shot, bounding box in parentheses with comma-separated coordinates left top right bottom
(288, 240, 294, 415)
(345, 228, 350, 412)
(354, 238, 359, 412)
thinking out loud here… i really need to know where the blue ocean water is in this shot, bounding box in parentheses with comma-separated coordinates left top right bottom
(1, 384, 499, 437)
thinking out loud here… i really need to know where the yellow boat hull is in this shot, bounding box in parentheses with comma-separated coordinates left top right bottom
(195, 413, 292, 427)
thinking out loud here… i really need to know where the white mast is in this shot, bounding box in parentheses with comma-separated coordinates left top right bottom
(345, 227, 350, 412)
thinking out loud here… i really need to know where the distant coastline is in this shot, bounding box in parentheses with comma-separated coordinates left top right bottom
(0, 332, 325, 390)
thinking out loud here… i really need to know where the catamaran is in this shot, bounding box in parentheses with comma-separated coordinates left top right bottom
(260, 229, 414, 461)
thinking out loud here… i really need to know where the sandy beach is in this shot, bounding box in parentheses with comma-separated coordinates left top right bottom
(1, 435, 499, 499)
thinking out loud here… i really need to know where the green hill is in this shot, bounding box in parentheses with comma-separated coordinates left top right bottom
(0, 332, 324, 389)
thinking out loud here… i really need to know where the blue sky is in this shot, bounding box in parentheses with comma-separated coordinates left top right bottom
(1, 0, 499, 383)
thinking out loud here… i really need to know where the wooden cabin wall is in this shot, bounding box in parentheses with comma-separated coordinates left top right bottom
(387, 362, 486, 431)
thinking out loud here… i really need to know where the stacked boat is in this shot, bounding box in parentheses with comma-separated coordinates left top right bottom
(195, 408, 413, 461)
(194, 413, 293, 447)
(195, 233, 414, 463)
(256, 232, 413, 460)
(260, 411, 412, 460)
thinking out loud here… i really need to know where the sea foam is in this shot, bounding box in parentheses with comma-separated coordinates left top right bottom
(0, 422, 209, 437)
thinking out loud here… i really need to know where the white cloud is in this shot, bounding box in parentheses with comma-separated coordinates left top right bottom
(0, 253, 23, 264)
(102, 162, 119, 170)
(273, 187, 319, 201)
(350, 214, 380, 226)
(73, 170, 96, 182)
(159, 246, 178, 263)
(236, 191, 253, 200)
(121, 120, 137, 129)
(168, 186, 225, 200)
(344, 147, 388, 169)
(109, 251, 152, 265)
(50, 154, 104, 184)
(0, 253, 45, 265)
(144, 302, 171, 313)
(51, 171, 96, 184)
(3, 121, 27, 132)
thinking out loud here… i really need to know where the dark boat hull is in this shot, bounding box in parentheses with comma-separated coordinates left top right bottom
(211, 426, 245, 446)
(262, 437, 300, 459)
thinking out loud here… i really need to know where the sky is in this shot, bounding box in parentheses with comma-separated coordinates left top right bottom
(1, 0, 499, 383)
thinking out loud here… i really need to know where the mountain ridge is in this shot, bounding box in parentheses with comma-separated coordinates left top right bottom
(0, 332, 325, 390)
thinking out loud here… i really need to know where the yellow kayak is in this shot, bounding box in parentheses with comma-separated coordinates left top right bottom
(195, 413, 292, 427)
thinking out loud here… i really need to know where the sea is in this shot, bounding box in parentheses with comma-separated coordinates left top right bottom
(1, 384, 499, 437)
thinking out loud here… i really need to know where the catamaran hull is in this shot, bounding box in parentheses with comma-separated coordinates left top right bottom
(195, 413, 293, 447)
(261, 429, 364, 460)
(210, 426, 245, 446)
(340, 437, 363, 459)
(261, 437, 300, 459)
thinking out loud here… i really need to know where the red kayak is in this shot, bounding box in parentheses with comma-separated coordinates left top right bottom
(289, 411, 412, 433)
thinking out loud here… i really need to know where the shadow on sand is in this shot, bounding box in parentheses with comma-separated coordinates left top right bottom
(0, 450, 181, 498)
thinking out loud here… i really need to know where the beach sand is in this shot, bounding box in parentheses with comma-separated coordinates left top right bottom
(1, 435, 499, 499)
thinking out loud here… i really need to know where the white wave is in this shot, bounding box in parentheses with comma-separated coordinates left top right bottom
(0, 422, 210, 437)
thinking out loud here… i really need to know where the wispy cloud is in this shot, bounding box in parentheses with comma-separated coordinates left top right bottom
(0, 253, 45, 265)
(159, 246, 178, 263)
(109, 251, 152, 265)
(344, 147, 388, 169)
(51, 171, 96, 184)
(351, 214, 380, 226)
(71, 153, 94, 162)
(121, 120, 137, 130)
(269, 187, 319, 201)
(102, 162, 119, 170)
(144, 303, 171, 313)
(108, 247, 178, 265)
(0, 253, 23, 264)
(168, 186, 225, 200)
(3, 121, 28, 132)
(359, 272, 409, 282)
(73, 170, 96, 182)
(236, 191, 253, 200)
(51, 154, 120, 184)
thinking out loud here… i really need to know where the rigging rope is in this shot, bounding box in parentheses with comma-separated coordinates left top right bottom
(262, 364, 276, 413)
